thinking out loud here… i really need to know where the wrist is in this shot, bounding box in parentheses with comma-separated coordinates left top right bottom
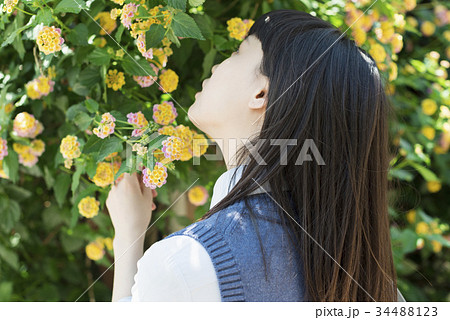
(113, 231, 146, 248)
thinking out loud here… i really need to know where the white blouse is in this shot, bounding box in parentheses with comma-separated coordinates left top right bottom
(118, 165, 251, 302)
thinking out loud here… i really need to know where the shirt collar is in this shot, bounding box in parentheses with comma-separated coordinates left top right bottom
(209, 164, 272, 209)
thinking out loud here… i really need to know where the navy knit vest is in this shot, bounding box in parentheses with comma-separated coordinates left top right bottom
(164, 192, 306, 302)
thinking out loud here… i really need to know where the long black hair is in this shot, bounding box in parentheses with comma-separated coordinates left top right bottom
(197, 9, 398, 302)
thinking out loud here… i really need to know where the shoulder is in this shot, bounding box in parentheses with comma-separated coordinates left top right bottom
(131, 235, 221, 301)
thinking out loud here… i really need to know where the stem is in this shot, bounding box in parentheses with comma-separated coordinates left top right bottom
(33, 46, 44, 75)
(38, 0, 71, 32)
(14, 6, 34, 16)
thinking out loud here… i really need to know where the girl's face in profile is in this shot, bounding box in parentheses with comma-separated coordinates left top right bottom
(188, 34, 269, 140)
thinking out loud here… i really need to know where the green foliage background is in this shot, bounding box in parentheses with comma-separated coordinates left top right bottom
(0, 0, 449, 301)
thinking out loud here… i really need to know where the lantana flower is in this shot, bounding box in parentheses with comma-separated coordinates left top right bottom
(152, 101, 177, 125)
(142, 162, 167, 189)
(78, 196, 100, 219)
(93, 112, 116, 139)
(36, 26, 65, 55)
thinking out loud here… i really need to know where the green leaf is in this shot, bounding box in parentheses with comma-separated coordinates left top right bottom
(172, 12, 205, 40)
(0, 244, 19, 271)
(66, 103, 86, 121)
(189, 0, 205, 6)
(71, 162, 86, 193)
(4, 185, 32, 202)
(0, 198, 21, 234)
(114, 161, 128, 181)
(98, 136, 124, 162)
(84, 99, 99, 113)
(88, 47, 111, 66)
(122, 56, 157, 76)
(201, 48, 216, 80)
(407, 161, 439, 182)
(1, 16, 35, 49)
(54, 173, 71, 208)
(147, 134, 170, 152)
(43, 166, 55, 190)
(145, 24, 166, 51)
(83, 135, 103, 154)
(35, 8, 54, 25)
(166, 28, 181, 47)
(3, 149, 19, 183)
(54, 0, 88, 14)
(67, 24, 89, 46)
(115, 24, 125, 43)
(168, 0, 186, 11)
(74, 112, 92, 131)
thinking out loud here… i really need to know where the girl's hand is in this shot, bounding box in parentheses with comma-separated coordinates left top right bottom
(106, 172, 157, 237)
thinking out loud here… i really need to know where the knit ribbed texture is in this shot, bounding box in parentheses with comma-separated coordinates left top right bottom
(164, 192, 306, 301)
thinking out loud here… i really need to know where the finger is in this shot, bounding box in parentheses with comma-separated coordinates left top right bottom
(123, 172, 141, 193)
(152, 202, 156, 210)
(152, 189, 158, 197)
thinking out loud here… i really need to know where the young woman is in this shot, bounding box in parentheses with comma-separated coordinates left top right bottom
(106, 9, 404, 302)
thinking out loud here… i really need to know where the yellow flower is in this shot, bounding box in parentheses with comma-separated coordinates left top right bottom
(78, 196, 100, 219)
(101, 237, 114, 251)
(188, 185, 209, 206)
(158, 69, 179, 93)
(92, 162, 115, 187)
(389, 62, 398, 81)
(106, 69, 125, 91)
(368, 43, 386, 63)
(25, 75, 55, 100)
(352, 27, 366, 46)
(421, 126, 435, 140)
(431, 240, 442, 253)
(391, 33, 403, 54)
(36, 26, 65, 55)
(13, 112, 43, 138)
(421, 99, 438, 115)
(192, 132, 208, 157)
(406, 210, 416, 224)
(405, 0, 417, 11)
(430, 221, 442, 235)
(426, 180, 441, 193)
(226, 17, 254, 41)
(421, 21, 435, 37)
(85, 240, 105, 261)
(153, 48, 168, 68)
(2, 0, 18, 14)
(416, 221, 430, 235)
(2, 102, 15, 114)
(375, 21, 395, 44)
(60, 135, 81, 160)
(93, 37, 107, 48)
(94, 12, 117, 35)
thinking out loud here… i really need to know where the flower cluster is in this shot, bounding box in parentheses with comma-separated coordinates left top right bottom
(142, 162, 167, 189)
(13, 112, 44, 138)
(226, 17, 254, 41)
(91, 158, 122, 187)
(85, 236, 113, 260)
(25, 75, 55, 100)
(60, 135, 81, 169)
(120, 3, 139, 29)
(36, 26, 65, 55)
(0, 138, 8, 161)
(78, 196, 100, 219)
(132, 143, 148, 157)
(94, 11, 117, 35)
(187, 185, 209, 206)
(161, 136, 183, 161)
(136, 33, 153, 59)
(158, 69, 178, 93)
(2, 0, 18, 14)
(93, 112, 116, 139)
(152, 101, 177, 125)
(13, 140, 45, 167)
(2, 102, 15, 114)
(127, 111, 148, 137)
(106, 69, 125, 91)
(158, 125, 208, 161)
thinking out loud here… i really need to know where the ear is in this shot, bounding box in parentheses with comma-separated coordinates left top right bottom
(248, 84, 269, 110)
